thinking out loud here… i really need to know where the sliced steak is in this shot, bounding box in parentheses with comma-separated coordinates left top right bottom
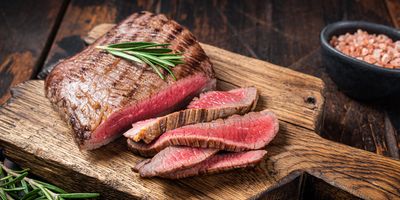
(124, 87, 258, 143)
(161, 150, 267, 179)
(128, 110, 279, 157)
(133, 146, 218, 177)
(45, 12, 215, 150)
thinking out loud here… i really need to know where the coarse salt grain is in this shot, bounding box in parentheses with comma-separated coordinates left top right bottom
(330, 29, 400, 69)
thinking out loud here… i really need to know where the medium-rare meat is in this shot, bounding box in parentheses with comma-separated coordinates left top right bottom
(133, 146, 266, 178)
(128, 109, 279, 157)
(161, 150, 267, 179)
(45, 12, 215, 150)
(124, 87, 258, 143)
(133, 146, 218, 177)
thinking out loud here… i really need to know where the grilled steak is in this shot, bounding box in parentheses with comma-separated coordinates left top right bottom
(161, 150, 267, 179)
(124, 87, 258, 143)
(133, 146, 266, 178)
(133, 146, 218, 177)
(45, 12, 215, 150)
(128, 109, 279, 157)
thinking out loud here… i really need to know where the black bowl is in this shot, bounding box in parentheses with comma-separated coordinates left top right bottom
(320, 21, 400, 101)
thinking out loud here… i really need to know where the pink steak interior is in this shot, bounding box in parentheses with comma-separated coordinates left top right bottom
(83, 74, 214, 149)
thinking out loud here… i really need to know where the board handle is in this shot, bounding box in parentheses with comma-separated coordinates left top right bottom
(296, 134, 400, 199)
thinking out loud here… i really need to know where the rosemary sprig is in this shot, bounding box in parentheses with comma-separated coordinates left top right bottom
(96, 42, 185, 80)
(0, 163, 99, 200)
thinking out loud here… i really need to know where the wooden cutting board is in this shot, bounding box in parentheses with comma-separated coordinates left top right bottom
(0, 24, 399, 200)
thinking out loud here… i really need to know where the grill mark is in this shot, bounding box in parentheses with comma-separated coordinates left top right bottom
(105, 58, 121, 75)
(129, 13, 160, 42)
(124, 67, 145, 103)
(97, 12, 159, 92)
(164, 23, 184, 43)
(107, 12, 155, 45)
(46, 12, 213, 149)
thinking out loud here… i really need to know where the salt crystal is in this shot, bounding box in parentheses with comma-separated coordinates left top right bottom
(330, 29, 400, 68)
(390, 58, 400, 66)
(395, 41, 400, 50)
(381, 54, 390, 64)
(361, 48, 368, 56)
(372, 49, 381, 60)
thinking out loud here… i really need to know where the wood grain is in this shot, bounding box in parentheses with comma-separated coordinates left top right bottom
(0, 0, 67, 104)
(1, 79, 399, 199)
(36, 0, 310, 199)
(0, 43, 325, 198)
(274, 1, 398, 198)
(30, 1, 400, 198)
(386, 0, 400, 28)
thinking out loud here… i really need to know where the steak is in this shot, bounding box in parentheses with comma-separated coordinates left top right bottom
(133, 146, 266, 178)
(128, 109, 279, 157)
(45, 12, 215, 150)
(133, 146, 218, 177)
(161, 150, 267, 179)
(124, 87, 258, 143)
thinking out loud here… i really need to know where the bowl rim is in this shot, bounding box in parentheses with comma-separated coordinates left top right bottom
(320, 20, 400, 73)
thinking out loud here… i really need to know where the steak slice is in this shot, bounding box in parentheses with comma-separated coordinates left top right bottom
(133, 146, 218, 178)
(128, 109, 279, 157)
(161, 150, 267, 179)
(124, 87, 258, 143)
(45, 12, 215, 150)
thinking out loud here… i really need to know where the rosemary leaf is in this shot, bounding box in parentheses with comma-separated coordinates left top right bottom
(0, 172, 28, 187)
(133, 48, 173, 53)
(0, 162, 99, 200)
(0, 167, 4, 177)
(159, 65, 176, 80)
(37, 185, 53, 200)
(169, 60, 185, 65)
(136, 54, 165, 80)
(21, 188, 41, 200)
(131, 51, 175, 67)
(35, 181, 66, 194)
(145, 52, 183, 56)
(3, 186, 25, 191)
(0, 175, 12, 181)
(59, 193, 100, 199)
(158, 55, 184, 60)
(98, 43, 170, 51)
(12, 168, 30, 174)
(96, 41, 184, 80)
(21, 179, 30, 193)
(106, 50, 143, 63)
(0, 189, 7, 200)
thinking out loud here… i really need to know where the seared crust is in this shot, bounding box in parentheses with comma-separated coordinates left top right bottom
(45, 11, 214, 146)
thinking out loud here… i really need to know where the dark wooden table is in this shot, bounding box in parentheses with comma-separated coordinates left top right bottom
(1, 0, 399, 199)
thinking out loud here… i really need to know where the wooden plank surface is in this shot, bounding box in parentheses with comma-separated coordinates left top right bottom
(1, 78, 399, 199)
(0, 39, 326, 198)
(0, 0, 67, 104)
(0, 0, 397, 199)
(386, 0, 400, 28)
(40, 1, 316, 197)
(38, 0, 400, 162)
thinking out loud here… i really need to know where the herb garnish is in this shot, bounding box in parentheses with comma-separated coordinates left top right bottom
(0, 163, 99, 200)
(96, 42, 184, 80)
